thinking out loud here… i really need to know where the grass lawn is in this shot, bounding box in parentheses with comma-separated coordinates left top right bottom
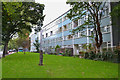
(2, 52, 118, 78)
(0, 59, 2, 79)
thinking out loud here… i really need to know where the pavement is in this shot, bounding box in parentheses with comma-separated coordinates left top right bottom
(0, 51, 3, 59)
(0, 51, 15, 59)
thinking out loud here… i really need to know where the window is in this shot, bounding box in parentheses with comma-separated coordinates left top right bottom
(106, 26, 110, 32)
(102, 10, 105, 18)
(79, 32, 82, 37)
(74, 20, 78, 27)
(46, 33, 48, 37)
(59, 27, 62, 32)
(90, 29, 94, 36)
(74, 32, 78, 38)
(50, 31, 53, 36)
(42, 35, 44, 38)
(107, 42, 111, 47)
(101, 27, 105, 32)
(105, 8, 109, 17)
(104, 26, 110, 32)
(68, 35, 73, 40)
(63, 25, 67, 31)
(67, 23, 72, 30)
(81, 31, 86, 36)
(64, 36, 67, 40)
(59, 37, 62, 41)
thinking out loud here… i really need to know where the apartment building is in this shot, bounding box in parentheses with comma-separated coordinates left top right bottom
(29, 30, 40, 52)
(41, 2, 120, 55)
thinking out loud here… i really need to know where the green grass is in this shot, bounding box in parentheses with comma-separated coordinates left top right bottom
(0, 59, 2, 79)
(2, 52, 118, 78)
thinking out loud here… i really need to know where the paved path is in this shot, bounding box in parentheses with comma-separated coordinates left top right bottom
(0, 51, 2, 59)
(0, 51, 15, 59)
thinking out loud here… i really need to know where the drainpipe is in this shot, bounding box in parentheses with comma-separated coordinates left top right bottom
(109, 2, 113, 51)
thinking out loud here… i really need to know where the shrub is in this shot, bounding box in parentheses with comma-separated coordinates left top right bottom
(64, 49, 72, 56)
(55, 45, 60, 52)
(88, 51, 96, 60)
(95, 52, 104, 61)
(114, 48, 120, 55)
(84, 52, 89, 59)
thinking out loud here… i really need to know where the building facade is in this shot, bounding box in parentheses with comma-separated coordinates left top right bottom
(29, 31, 40, 52)
(41, 2, 120, 55)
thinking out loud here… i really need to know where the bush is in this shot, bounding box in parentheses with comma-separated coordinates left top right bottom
(64, 49, 72, 56)
(114, 48, 120, 55)
(94, 52, 104, 61)
(84, 52, 89, 59)
(88, 51, 96, 60)
(83, 47, 120, 63)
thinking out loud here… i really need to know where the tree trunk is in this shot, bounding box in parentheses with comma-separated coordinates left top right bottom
(3, 42, 8, 57)
(95, 15, 103, 53)
(39, 50, 43, 66)
(24, 48, 25, 54)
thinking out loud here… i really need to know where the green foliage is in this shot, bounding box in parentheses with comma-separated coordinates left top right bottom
(82, 44, 87, 51)
(8, 30, 30, 50)
(63, 49, 72, 56)
(88, 51, 96, 60)
(114, 48, 120, 55)
(8, 39, 18, 50)
(64, 49, 69, 56)
(55, 45, 60, 52)
(0, 45, 4, 51)
(16, 37, 29, 49)
(84, 50, 119, 63)
(66, 2, 106, 49)
(84, 52, 89, 59)
(2, 2, 45, 43)
(17, 29, 30, 39)
(33, 37, 40, 53)
(82, 43, 94, 51)
(3, 2, 22, 18)
(110, 3, 120, 17)
(2, 2, 45, 56)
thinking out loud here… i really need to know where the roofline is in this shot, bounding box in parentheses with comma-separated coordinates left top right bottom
(42, 9, 71, 28)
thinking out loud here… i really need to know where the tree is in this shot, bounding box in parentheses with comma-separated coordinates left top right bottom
(110, 2, 120, 17)
(66, 1, 107, 52)
(34, 25, 43, 66)
(8, 39, 18, 50)
(2, 2, 45, 57)
(8, 29, 30, 51)
(33, 37, 40, 53)
(18, 29, 31, 54)
(55, 45, 61, 52)
(16, 38, 29, 54)
(110, 2, 120, 46)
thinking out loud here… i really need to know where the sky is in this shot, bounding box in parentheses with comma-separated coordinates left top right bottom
(35, 0, 71, 27)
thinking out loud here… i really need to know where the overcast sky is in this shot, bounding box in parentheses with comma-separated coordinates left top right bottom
(35, 0, 71, 26)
